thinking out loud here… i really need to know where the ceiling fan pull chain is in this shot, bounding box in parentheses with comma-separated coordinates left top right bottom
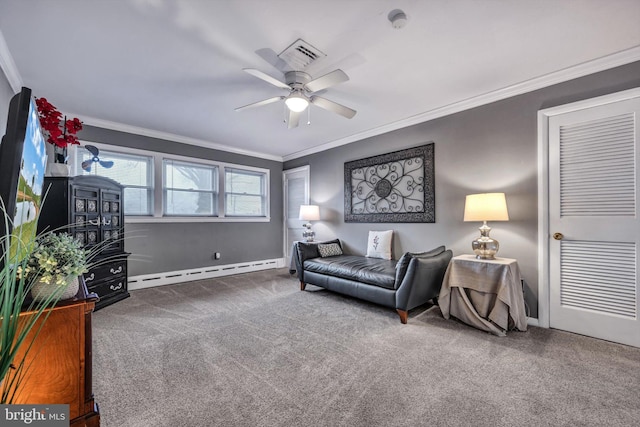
(307, 106, 311, 125)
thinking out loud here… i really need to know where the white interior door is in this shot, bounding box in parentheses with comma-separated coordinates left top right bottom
(283, 166, 309, 260)
(548, 96, 640, 347)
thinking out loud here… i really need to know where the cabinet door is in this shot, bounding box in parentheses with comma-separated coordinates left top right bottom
(100, 188, 124, 252)
(71, 185, 101, 247)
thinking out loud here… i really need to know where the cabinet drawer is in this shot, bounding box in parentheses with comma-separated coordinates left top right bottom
(89, 275, 127, 299)
(84, 260, 127, 285)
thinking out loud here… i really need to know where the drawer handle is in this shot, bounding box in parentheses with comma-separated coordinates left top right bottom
(110, 282, 123, 291)
(102, 217, 111, 226)
(88, 217, 100, 226)
(85, 273, 95, 282)
(110, 266, 123, 275)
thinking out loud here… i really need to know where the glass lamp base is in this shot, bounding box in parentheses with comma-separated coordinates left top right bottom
(302, 223, 315, 242)
(472, 237, 499, 259)
(472, 222, 499, 260)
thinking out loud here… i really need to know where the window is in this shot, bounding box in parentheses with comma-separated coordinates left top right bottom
(225, 168, 267, 217)
(74, 148, 153, 215)
(163, 159, 218, 216)
(72, 142, 270, 222)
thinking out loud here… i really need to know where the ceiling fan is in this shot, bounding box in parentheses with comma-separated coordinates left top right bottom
(235, 68, 357, 129)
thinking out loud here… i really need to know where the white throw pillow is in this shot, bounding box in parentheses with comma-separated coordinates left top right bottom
(366, 230, 393, 260)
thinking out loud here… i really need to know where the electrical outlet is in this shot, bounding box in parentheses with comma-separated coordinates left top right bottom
(214, 252, 221, 260)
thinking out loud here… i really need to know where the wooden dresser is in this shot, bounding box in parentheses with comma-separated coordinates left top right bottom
(9, 281, 100, 426)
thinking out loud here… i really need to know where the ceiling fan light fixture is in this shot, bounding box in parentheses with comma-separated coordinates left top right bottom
(285, 93, 309, 112)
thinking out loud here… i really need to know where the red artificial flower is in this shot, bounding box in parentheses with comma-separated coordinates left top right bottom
(35, 97, 82, 148)
(66, 117, 83, 133)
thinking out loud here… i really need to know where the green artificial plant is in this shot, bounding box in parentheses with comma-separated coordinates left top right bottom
(18, 232, 88, 286)
(0, 206, 70, 403)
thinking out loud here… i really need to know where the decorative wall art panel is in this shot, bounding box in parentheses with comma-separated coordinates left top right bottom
(344, 144, 435, 223)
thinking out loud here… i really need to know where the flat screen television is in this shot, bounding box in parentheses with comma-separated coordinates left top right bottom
(0, 86, 48, 263)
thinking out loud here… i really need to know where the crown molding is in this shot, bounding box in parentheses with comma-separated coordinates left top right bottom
(0, 28, 22, 93)
(0, 28, 281, 162)
(3, 25, 637, 165)
(282, 45, 640, 162)
(73, 115, 284, 162)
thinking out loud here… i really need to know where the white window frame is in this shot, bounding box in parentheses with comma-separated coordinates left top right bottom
(70, 141, 271, 223)
(163, 158, 219, 217)
(224, 167, 268, 217)
(70, 143, 154, 216)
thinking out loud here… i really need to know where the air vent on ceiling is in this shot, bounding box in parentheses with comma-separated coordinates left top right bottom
(278, 38, 326, 69)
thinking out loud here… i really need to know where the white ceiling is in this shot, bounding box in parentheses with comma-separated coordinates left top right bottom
(1, 0, 639, 161)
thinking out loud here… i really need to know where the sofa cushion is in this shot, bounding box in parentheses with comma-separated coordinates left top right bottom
(318, 243, 343, 257)
(304, 255, 397, 290)
(394, 252, 412, 287)
(297, 239, 342, 261)
(366, 230, 393, 260)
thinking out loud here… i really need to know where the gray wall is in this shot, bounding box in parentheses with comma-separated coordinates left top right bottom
(79, 126, 283, 276)
(0, 71, 14, 135)
(284, 61, 640, 318)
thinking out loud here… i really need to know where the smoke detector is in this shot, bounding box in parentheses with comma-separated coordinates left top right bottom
(388, 9, 407, 29)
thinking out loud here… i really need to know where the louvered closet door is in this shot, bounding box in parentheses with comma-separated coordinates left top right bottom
(549, 97, 640, 347)
(283, 166, 309, 260)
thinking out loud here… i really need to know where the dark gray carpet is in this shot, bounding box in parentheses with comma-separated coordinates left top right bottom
(93, 269, 640, 427)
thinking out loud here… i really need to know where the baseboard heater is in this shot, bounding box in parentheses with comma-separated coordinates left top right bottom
(128, 257, 286, 290)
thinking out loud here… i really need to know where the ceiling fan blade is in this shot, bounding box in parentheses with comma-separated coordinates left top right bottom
(287, 109, 301, 129)
(235, 96, 284, 112)
(85, 144, 99, 156)
(242, 68, 290, 90)
(81, 160, 92, 172)
(304, 69, 349, 93)
(310, 96, 356, 119)
(255, 48, 290, 73)
(99, 160, 115, 169)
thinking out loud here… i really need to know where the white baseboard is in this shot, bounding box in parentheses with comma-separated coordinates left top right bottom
(527, 317, 541, 327)
(128, 257, 287, 290)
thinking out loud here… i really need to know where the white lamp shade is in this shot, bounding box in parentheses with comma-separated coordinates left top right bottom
(463, 193, 509, 222)
(285, 93, 309, 112)
(299, 205, 320, 221)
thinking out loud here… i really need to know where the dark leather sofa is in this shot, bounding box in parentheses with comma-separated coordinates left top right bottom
(294, 240, 452, 323)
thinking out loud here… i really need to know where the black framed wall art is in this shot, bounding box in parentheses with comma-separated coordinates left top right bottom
(344, 143, 434, 223)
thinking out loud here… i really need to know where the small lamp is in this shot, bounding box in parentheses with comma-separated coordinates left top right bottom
(463, 193, 509, 260)
(299, 205, 320, 242)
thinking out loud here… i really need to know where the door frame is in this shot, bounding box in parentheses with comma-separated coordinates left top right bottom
(282, 165, 310, 259)
(536, 87, 640, 329)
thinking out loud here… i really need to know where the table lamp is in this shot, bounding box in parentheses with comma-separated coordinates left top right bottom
(299, 205, 320, 242)
(463, 193, 509, 259)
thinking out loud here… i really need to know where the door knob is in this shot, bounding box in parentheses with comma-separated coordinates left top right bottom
(553, 232, 564, 241)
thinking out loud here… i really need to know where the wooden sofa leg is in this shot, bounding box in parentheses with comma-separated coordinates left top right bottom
(397, 309, 408, 324)
(300, 281, 306, 291)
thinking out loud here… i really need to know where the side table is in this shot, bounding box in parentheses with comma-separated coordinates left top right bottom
(439, 254, 527, 336)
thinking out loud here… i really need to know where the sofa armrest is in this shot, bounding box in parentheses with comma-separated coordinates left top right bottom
(395, 249, 453, 311)
(394, 246, 446, 285)
(294, 239, 342, 281)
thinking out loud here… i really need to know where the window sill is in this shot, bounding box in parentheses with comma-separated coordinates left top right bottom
(125, 216, 271, 224)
